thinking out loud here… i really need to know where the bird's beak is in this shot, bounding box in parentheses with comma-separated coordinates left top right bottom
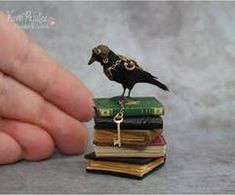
(88, 54, 96, 65)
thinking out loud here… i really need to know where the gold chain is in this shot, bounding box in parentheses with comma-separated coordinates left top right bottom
(105, 55, 142, 80)
(104, 59, 121, 80)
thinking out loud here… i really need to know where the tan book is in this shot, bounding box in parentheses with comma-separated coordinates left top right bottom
(94, 135, 167, 158)
(93, 128, 162, 148)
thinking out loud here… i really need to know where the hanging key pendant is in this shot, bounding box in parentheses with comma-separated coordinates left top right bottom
(113, 112, 123, 147)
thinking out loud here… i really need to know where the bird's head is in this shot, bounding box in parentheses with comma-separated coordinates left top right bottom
(88, 44, 117, 66)
(88, 44, 110, 65)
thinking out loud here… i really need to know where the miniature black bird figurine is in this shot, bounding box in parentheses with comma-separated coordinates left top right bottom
(88, 44, 169, 97)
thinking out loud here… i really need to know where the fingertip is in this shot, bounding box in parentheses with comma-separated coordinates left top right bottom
(23, 129, 55, 161)
(37, 98, 90, 155)
(0, 120, 55, 161)
(80, 97, 95, 122)
(56, 122, 88, 155)
(0, 132, 22, 165)
(68, 80, 95, 122)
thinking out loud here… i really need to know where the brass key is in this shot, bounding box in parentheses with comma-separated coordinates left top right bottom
(113, 112, 123, 147)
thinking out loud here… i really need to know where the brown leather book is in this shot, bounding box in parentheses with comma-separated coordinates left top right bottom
(93, 128, 163, 148)
(94, 135, 167, 158)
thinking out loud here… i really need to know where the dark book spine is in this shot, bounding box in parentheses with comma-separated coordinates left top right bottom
(94, 116, 163, 129)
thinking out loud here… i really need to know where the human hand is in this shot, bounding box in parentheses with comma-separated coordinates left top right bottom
(0, 12, 94, 164)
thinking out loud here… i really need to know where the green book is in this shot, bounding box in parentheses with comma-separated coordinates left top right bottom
(94, 97, 165, 117)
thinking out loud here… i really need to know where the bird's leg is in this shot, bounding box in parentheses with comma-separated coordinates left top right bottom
(125, 89, 135, 102)
(127, 89, 131, 98)
(121, 88, 126, 98)
(111, 88, 126, 101)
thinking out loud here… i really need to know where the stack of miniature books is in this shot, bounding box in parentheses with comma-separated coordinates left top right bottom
(85, 97, 167, 179)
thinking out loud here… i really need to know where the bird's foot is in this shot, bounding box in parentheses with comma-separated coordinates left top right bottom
(124, 96, 136, 103)
(110, 95, 133, 104)
(110, 95, 124, 101)
(110, 95, 138, 106)
(110, 96, 126, 105)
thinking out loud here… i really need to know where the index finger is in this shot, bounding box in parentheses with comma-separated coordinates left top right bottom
(0, 11, 94, 121)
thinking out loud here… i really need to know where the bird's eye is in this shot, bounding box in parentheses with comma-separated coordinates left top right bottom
(97, 49, 101, 54)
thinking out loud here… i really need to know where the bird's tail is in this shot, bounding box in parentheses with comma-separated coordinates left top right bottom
(148, 77, 169, 91)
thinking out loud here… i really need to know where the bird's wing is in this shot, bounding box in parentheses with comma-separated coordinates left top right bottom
(118, 54, 159, 79)
(118, 54, 143, 70)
